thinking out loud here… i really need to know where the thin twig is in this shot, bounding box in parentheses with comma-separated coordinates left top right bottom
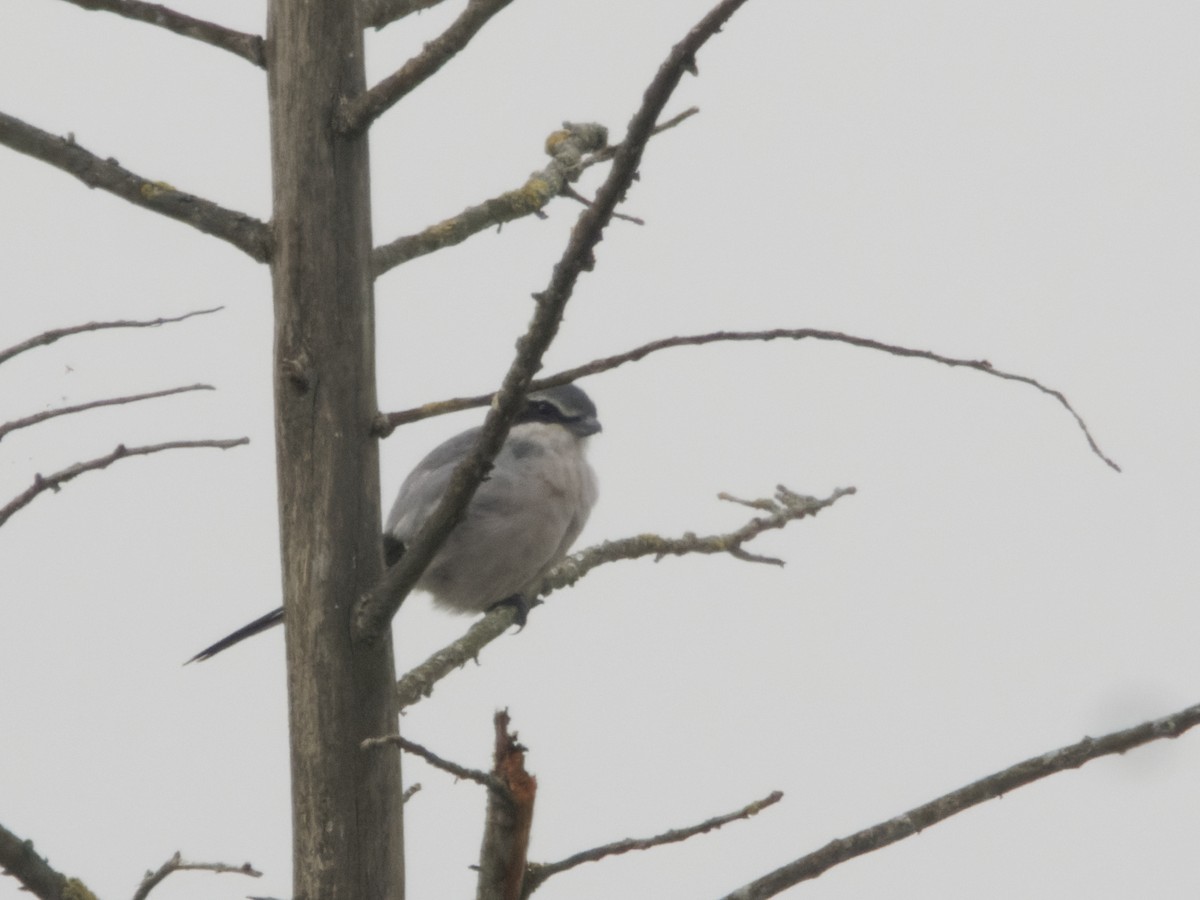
(0, 820, 76, 900)
(0, 384, 214, 442)
(133, 851, 261, 900)
(372, 122, 608, 278)
(375, 327, 1119, 471)
(718, 701, 1200, 899)
(561, 185, 645, 225)
(0, 438, 248, 529)
(0, 112, 271, 262)
(354, 0, 752, 644)
(339, 0, 515, 133)
(56, 0, 265, 67)
(402, 783, 423, 804)
(395, 485, 852, 709)
(580, 106, 701, 171)
(523, 791, 783, 896)
(362, 734, 509, 794)
(0, 307, 222, 368)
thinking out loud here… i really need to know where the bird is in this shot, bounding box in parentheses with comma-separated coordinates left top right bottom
(188, 383, 601, 663)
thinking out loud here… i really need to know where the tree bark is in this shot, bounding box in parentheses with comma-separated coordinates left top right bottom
(267, 1, 405, 899)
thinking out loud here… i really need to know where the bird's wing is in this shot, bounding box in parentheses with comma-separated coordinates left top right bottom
(384, 426, 482, 542)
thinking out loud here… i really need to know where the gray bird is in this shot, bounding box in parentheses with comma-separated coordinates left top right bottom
(188, 384, 600, 662)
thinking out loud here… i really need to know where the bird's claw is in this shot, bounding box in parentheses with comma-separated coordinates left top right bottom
(489, 594, 543, 631)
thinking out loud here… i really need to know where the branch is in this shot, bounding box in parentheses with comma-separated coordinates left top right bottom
(718, 700, 1200, 900)
(56, 0, 265, 67)
(0, 821, 75, 900)
(375, 327, 1119, 471)
(0, 112, 271, 262)
(561, 185, 645, 226)
(0, 438, 249, 529)
(0, 384, 214, 443)
(338, 0, 516, 134)
(395, 485, 851, 709)
(395, 605, 516, 710)
(361, 0, 450, 30)
(478, 710, 536, 900)
(523, 791, 783, 897)
(362, 733, 508, 794)
(371, 108, 698, 278)
(372, 122, 607, 278)
(0, 306, 222, 368)
(132, 851, 261, 900)
(552, 485, 856, 577)
(354, 0, 753, 643)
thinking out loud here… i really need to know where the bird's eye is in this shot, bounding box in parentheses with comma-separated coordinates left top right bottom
(532, 400, 557, 418)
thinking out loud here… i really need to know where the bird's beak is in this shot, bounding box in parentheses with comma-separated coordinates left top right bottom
(574, 416, 602, 437)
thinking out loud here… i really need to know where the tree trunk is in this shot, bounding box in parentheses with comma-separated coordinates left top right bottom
(267, 1, 405, 898)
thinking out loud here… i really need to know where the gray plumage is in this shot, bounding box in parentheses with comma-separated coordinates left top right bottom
(188, 384, 600, 661)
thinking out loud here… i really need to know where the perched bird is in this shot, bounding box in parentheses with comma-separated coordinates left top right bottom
(188, 384, 600, 662)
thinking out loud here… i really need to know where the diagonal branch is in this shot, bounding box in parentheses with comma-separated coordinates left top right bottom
(132, 851, 261, 900)
(0, 112, 271, 262)
(0, 307, 222, 368)
(354, 0, 754, 644)
(362, 733, 509, 794)
(56, 0, 265, 67)
(0, 438, 248, 529)
(395, 485, 851, 709)
(371, 108, 697, 279)
(375, 327, 1120, 471)
(338, 0, 515, 134)
(0, 384, 214, 443)
(0, 820, 76, 900)
(523, 791, 783, 897)
(718, 700, 1200, 900)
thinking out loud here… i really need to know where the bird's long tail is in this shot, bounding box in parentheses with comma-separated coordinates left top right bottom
(186, 606, 284, 664)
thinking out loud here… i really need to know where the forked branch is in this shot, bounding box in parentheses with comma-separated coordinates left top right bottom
(55, 0, 265, 67)
(0, 112, 271, 262)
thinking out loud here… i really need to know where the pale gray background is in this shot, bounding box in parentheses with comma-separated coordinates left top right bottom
(1, 2, 1198, 898)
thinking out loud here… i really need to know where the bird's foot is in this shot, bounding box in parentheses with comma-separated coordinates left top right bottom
(488, 594, 543, 630)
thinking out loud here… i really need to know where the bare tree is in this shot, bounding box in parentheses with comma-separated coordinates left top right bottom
(1, 3, 1196, 900)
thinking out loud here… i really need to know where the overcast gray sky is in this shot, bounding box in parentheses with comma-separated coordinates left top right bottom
(2, 2, 1198, 899)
